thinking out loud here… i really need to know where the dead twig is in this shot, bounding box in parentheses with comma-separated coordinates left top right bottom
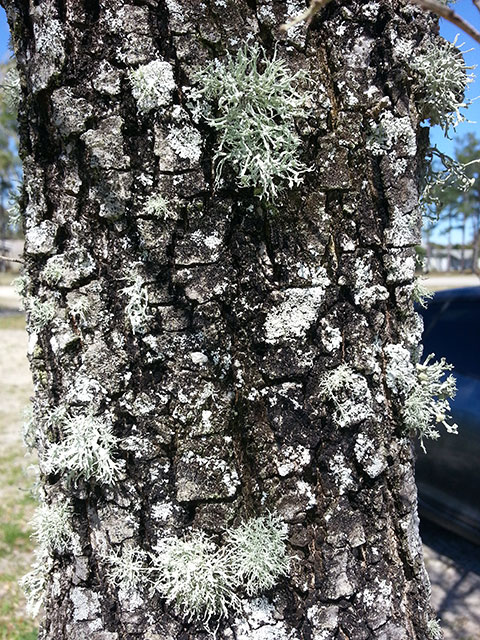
(0, 255, 24, 264)
(409, 0, 480, 45)
(281, 0, 480, 45)
(280, 0, 332, 31)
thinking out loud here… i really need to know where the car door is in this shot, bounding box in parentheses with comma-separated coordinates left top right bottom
(416, 293, 480, 544)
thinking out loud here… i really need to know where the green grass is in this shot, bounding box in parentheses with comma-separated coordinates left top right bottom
(0, 314, 25, 331)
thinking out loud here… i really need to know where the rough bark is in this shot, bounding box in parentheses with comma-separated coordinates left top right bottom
(3, 0, 439, 638)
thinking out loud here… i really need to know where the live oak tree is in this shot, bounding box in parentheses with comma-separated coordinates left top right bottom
(1, 0, 466, 638)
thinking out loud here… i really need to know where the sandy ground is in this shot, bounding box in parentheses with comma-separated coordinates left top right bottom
(423, 273, 480, 291)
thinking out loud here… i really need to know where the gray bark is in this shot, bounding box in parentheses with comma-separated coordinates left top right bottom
(4, 0, 438, 638)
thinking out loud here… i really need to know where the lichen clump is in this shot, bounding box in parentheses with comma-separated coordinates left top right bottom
(410, 35, 475, 135)
(129, 59, 175, 114)
(195, 44, 310, 201)
(44, 413, 123, 484)
(148, 514, 289, 622)
(404, 354, 457, 452)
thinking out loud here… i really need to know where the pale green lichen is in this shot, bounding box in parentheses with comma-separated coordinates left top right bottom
(225, 513, 290, 597)
(427, 618, 442, 639)
(105, 545, 149, 591)
(26, 298, 56, 330)
(44, 413, 124, 485)
(20, 551, 53, 617)
(404, 354, 457, 452)
(129, 59, 175, 114)
(149, 513, 289, 623)
(421, 146, 478, 215)
(42, 260, 64, 286)
(22, 405, 36, 451)
(410, 35, 475, 135)
(2, 65, 21, 113)
(30, 501, 75, 553)
(413, 277, 434, 308)
(194, 44, 311, 201)
(151, 532, 238, 622)
(141, 194, 172, 219)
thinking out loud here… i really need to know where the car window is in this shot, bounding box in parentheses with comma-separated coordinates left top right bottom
(421, 300, 480, 379)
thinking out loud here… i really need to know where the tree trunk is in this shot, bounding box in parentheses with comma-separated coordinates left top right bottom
(4, 0, 438, 638)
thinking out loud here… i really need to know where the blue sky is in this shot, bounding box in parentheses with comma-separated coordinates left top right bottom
(0, 3, 478, 244)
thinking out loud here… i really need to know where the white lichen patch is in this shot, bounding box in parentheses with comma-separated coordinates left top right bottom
(166, 122, 202, 164)
(329, 452, 354, 494)
(25, 220, 58, 255)
(51, 87, 93, 136)
(129, 59, 175, 114)
(71, 587, 102, 622)
(264, 285, 328, 344)
(354, 432, 387, 478)
(319, 364, 373, 428)
(360, 578, 393, 630)
(352, 253, 389, 310)
(31, 1, 65, 92)
(384, 343, 417, 395)
(385, 249, 416, 284)
(233, 597, 298, 640)
(276, 445, 311, 477)
(82, 116, 130, 170)
(367, 111, 416, 157)
(306, 603, 339, 640)
(318, 318, 342, 353)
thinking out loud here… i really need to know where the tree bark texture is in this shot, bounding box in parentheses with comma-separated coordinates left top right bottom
(4, 0, 438, 638)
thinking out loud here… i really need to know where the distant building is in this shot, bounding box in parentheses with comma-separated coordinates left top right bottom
(424, 246, 480, 272)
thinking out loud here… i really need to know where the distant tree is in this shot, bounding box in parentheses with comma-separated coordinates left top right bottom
(454, 133, 480, 272)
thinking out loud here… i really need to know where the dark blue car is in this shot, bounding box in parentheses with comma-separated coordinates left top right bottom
(416, 286, 480, 545)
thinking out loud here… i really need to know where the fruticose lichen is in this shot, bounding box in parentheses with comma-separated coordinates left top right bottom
(44, 413, 124, 484)
(151, 532, 238, 622)
(105, 545, 149, 591)
(194, 44, 311, 201)
(2, 64, 21, 113)
(141, 194, 173, 219)
(129, 59, 176, 114)
(385, 346, 458, 451)
(148, 514, 289, 623)
(26, 298, 56, 330)
(427, 618, 442, 639)
(120, 270, 152, 335)
(225, 513, 290, 597)
(403, 354, 458, 451)
(20, 550, 53, 617)
(30, 501, 75, 553)
(410, 35, 475, 135)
